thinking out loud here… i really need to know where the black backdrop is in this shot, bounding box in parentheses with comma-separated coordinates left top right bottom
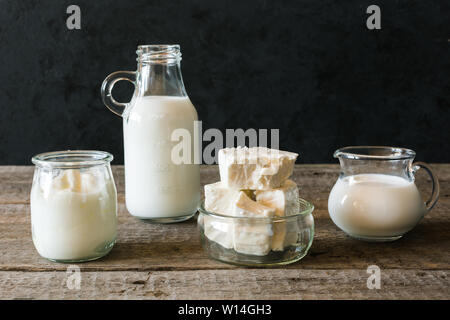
(0, 0, 449, 164)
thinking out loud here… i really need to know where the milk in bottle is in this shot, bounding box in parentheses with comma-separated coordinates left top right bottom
(102, 45, 200, 222)
(124, 95, 199, 220)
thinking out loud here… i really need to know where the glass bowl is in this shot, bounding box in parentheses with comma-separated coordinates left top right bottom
(197, 199, 314, 267)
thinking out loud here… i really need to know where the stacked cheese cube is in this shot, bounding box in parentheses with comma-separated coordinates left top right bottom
(203, 147, 299, 256)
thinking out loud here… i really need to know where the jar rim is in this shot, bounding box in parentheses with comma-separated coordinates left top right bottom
(136, 44, 181, 64)
(137, 44, 180, 50)
(31, 150, 113, 168)
(198, 199, 314, 222)
(334, 146, 416, 161)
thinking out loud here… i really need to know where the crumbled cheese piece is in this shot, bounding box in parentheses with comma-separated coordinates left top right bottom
(218, 147, 298, 190)
(204, 182, 241, 216)
(255, 179, 299, 250)
(203, 182, 240, 248)
(233, 191, 275, 256)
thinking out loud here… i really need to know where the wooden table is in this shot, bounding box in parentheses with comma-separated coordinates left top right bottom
(0, 165, 448, 300)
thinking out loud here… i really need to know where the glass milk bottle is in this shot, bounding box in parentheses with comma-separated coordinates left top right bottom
(101, 45, 200, 223)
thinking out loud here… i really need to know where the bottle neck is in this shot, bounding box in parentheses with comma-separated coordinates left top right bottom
(135, 45, 187, 97)
(136, 63, 187, 97)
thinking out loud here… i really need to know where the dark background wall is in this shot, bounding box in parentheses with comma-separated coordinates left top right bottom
(0, 0, 448, 164)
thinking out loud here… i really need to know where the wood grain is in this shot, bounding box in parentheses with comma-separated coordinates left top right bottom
(1, 269, 448, 300)
(0, 164, 448, 299)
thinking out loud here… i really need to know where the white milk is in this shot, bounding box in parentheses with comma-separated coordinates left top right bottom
(123, 95, 200, 219)
(328, 174, 425, 238)
(31, 169, 117, 261)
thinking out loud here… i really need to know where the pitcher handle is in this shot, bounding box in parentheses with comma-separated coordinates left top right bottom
(412, 162, 440, 213)
(101, 71, 136, 117)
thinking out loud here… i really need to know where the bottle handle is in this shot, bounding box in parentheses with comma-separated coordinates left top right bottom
(101, 71, 136, 117)
(412, 162, 440, 213)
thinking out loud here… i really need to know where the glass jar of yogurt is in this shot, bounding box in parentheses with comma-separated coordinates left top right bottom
(30, 150, 117, 262)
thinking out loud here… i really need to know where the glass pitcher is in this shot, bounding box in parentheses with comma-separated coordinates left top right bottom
(328, 146, 439, 242)
(101, 45, 200, 223)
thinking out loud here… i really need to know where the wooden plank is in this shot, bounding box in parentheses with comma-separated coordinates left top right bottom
(0, 164, 448, 300)
(0, 166, 34, 204)
(0, 201, 448, 271)
(0, 164, 448, 272)
(0, 269, 448, 300)
(1, 164, 448, 205)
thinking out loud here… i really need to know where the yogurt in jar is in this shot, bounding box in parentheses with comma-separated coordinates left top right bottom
(31, 169, 117, 261)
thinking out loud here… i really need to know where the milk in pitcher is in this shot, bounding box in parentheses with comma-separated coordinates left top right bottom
(328, 173, 425, 238)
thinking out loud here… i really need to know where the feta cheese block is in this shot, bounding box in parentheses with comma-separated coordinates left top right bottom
(233, 191, 275, 256)
(255, 180, 299, 251)
(204, 182, 241, 216)
(218, 147, 298, 190)
(203, 182, 240, 249)
(234, 191, 276, 218)
(255, 180, 299, 216)
(202, 215, 234, 249)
